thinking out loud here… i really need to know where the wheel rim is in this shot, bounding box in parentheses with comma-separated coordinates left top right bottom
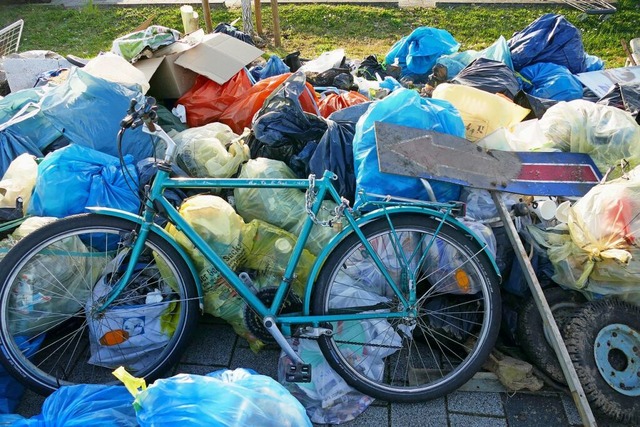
(317, 217, 499, 400)
(594, 323, 640, 396)
(0, 219, 193, 393)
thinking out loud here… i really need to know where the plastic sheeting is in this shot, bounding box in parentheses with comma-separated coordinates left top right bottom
(508, 14, 587, 74)
(38, 68, 153, 162)
(353, 88, 465, 205)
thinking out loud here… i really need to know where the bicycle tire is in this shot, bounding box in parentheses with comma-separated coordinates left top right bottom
(0, 213, 200, 395)
(312, 213, 501, 402)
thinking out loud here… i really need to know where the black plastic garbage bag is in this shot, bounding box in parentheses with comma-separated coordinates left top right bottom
(507, 13, 587, 74)
(250, 72, 327, 177)
(597, 82, 640, 121)
(308, 102, 371, 202)
(451, 58, 521, 99)
(355, 55, 400, 81)
(213, 22, 255, 46)
(513, 90, 558, 120)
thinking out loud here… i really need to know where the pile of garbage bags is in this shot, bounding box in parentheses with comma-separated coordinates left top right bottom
(1, 11, 640, 423)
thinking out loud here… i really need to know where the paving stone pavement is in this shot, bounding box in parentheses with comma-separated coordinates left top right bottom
(13, 315, 632, 426)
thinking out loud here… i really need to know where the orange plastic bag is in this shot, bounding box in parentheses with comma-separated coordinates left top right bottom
(219, 73, 320, 134)
(176, 69, 253, 128)
(318, 91, 369, 118)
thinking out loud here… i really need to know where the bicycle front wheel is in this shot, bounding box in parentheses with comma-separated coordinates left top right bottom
(312, 213, 501, 402)
(0, 214, 199, 395)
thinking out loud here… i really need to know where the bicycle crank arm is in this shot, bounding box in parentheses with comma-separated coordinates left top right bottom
(263, 316, 312, 382)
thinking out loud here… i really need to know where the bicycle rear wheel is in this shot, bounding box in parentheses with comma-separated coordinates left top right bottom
(312, 213, 501, 402)
(0, 214, 199, 395)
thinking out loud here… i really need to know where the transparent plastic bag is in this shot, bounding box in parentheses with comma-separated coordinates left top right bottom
(0, 153, 37, 214)
(234, 158, 338, 255)
(277, 338, 374, 425)
(539, 100, 640, 174)
(173, 122, 249, 178)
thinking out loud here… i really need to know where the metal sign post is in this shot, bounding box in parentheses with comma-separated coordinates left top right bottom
(374, 121, 601, 426)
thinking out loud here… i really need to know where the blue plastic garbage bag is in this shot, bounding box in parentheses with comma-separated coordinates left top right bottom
(134, 369, 312, 427)
(507, 14, 587, 74)
(519, 62, 584, 101)
(28, 144, 140, 218)
(250, 55, 290, 82)
(0, 127, 44, 179)
(38, 68, 153, 163)
(0, 88, 62, 153)
(12, 384, 136, 427)
(308, 102, 371, 202)
(353, 88, 465, 206)
(584, 53, 605, 72)
(385, 27, 459, 77)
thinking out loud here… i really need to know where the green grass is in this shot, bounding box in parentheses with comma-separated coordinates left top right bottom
(1, 1, 639, 67)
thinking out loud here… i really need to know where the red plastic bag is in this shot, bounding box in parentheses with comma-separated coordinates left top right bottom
(318, 91, 369, 118)
(177, 69, 253, 128)
(219, 73, 320, 134)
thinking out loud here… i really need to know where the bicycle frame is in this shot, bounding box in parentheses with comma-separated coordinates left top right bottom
(93, 120, 500, 363)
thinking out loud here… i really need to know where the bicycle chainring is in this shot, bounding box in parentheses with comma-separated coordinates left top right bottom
(243, 287, 303, 344)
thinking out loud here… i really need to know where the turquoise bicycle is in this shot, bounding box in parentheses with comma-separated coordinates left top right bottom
(0, 96, 501, 402)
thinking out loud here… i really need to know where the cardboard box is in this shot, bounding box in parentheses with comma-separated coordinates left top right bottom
(134, 30, 264, 100)
(174, 32, 263, 85)
(134, 36, 200, 100)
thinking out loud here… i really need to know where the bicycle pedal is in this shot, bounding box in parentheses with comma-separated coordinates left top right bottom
(286, 363, 312, 383)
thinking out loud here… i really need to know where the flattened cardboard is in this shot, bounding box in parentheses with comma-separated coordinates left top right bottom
(576, 65, 640, 98)
(174, 32, 263, 84)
